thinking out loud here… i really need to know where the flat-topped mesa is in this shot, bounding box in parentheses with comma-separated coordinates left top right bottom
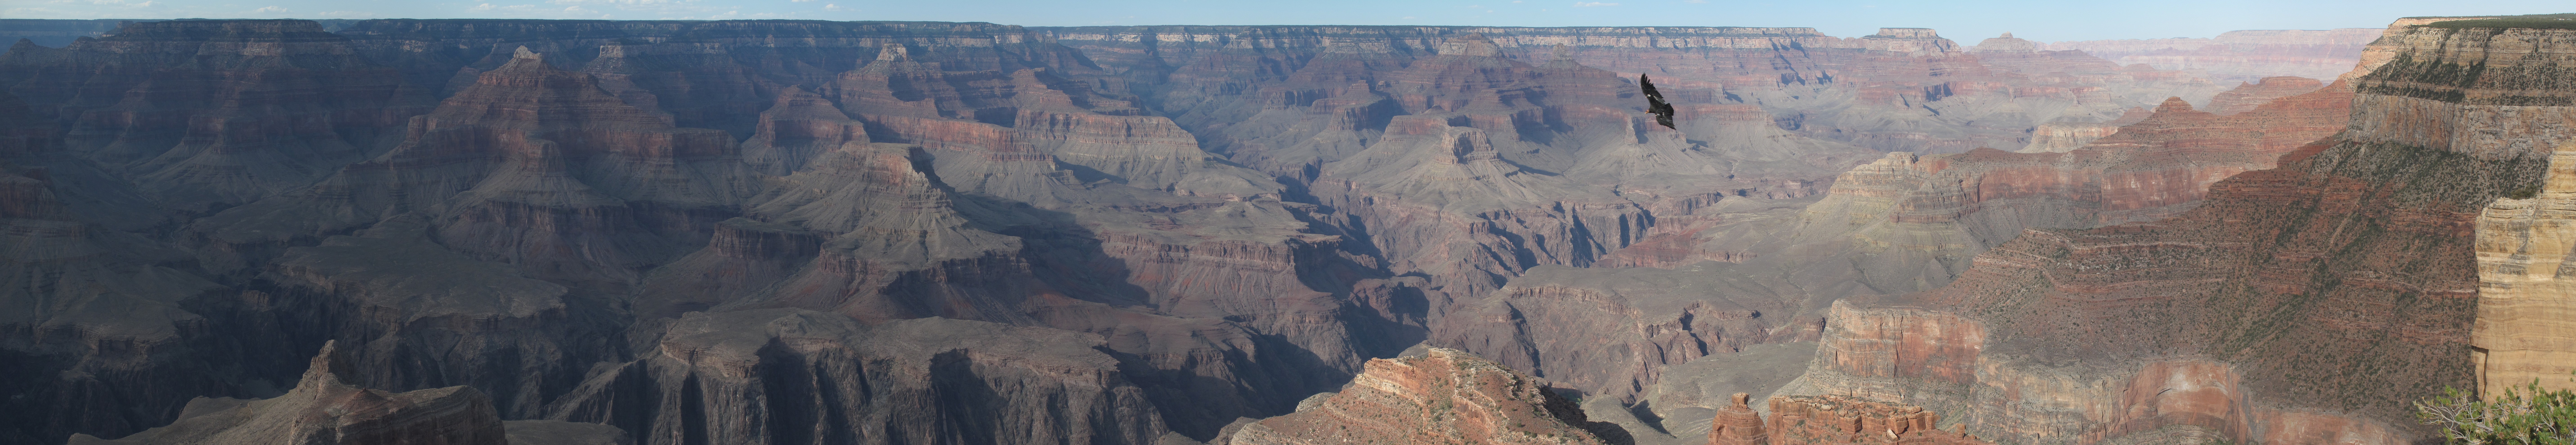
(1864, 28, 1955, 53)
(2473, 139, 2576, 397)
(1225, 348, 1608, 445)
(2347, 17, 2576, 157)
(1969, 32, 2037, 53)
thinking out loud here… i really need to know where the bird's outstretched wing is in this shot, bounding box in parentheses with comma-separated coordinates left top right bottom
(1639, 74, 1677, 129)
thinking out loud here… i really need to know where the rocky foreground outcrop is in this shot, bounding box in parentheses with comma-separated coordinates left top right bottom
(66, 340, 624, 445)
(1780, 18, 2576, 444)
(1222, 348, 1608, 445)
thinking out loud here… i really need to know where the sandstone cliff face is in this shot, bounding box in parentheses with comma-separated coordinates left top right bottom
(2039, 28, 2384, 84)
(2472, 140, 2576, 396)
(1782, 21, 2576, 445)
(1225, 348, 1608, 445)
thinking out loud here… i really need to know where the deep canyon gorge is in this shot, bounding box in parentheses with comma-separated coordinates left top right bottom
(0, 11, 2571, 445)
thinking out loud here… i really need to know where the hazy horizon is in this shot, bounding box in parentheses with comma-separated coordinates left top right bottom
(4, 0, 2568, 42)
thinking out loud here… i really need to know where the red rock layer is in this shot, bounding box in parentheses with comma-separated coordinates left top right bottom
(1225, 348, 1609, 445)
(1762, 395, 1984, 445)
(1707, 393, 1767, 445)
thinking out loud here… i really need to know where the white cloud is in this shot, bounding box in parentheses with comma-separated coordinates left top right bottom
(316, 10, 375, 17)
(253, 5, 288, 13)
(822, 3, 845, 10)
(1571, 1, 1616, 6)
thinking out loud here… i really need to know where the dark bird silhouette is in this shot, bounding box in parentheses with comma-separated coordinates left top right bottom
(1639, 74, 1676, 129)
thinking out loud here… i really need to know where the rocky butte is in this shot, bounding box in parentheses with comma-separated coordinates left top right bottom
(1221, 348, 1610, 445)
(0, 13, 2474, 445)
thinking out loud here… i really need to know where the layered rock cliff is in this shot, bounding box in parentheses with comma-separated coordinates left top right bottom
(1223, 348, 1608, 445)
(546, 309, 1167, 445)
(1780, 19, 2576, 444)
(2472, 140, 2576, 396)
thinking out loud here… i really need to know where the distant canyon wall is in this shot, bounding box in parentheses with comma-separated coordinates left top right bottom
(2037, 28, 2383, 84)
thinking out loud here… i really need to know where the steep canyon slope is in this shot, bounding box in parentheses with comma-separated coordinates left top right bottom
(1782, 19, 2576, 445)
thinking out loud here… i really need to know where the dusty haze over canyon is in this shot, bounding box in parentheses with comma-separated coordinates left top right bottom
(0, 10, 2572, 445)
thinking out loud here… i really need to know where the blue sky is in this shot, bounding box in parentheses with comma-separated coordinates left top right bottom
(4, 0, 2567, 42)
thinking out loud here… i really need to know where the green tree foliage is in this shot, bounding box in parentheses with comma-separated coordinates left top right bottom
(2417, 374, 2576, 445)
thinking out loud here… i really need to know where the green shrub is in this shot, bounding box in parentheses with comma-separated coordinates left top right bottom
(2511, 185, 2543, 199)
(2413, 13, 2576, 30)
(2415, 374, 2576, 445)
